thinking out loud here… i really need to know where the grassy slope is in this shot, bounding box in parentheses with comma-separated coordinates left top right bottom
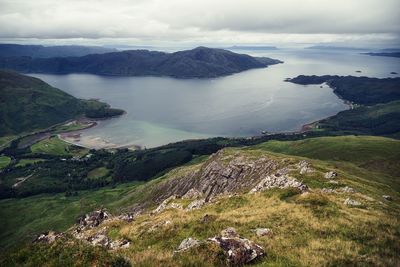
(316, 101, 400, 136)
(253, 135, 400, 190)
(1, 136, 399, 266)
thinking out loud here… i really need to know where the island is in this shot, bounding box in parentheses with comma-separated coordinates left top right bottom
(0, 46, 282, 78)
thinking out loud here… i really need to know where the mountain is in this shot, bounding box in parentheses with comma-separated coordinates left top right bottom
(0, 70, 124, 136)
(1, 135, 399, 266)
(0, 46, 282, 78)
(287, 75, 400, 105)
(0, 44, 117, 58)
(227, 45, 278, 50)
(362, 52, 400, 58)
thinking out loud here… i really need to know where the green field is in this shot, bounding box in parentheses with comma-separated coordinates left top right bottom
(30, 136, 88, 156)
(0, 156, 11, 169)
(15, 158, 46, 168)
(87, 167, 110, 180)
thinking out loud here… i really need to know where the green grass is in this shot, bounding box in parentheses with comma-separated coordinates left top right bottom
(254, 135, 400, 177)
(15, 158, 46, 168)
(30, 136, 87, 156)
(0, 156, 11, 169)
(0, 181, 144, 250)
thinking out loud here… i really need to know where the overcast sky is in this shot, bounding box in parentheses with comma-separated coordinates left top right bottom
(0, 0, 399, 48)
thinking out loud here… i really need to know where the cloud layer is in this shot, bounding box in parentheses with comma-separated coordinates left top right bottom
(0, 0, 399, 46)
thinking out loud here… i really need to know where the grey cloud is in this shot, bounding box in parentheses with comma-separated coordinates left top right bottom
(0, 0, 398, 45)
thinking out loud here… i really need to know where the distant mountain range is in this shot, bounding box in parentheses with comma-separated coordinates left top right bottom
(0, 44, 116, 58)
(0, 46, 282, 78)
(306, 45, 370, 51)
(0, 70, 123, 136)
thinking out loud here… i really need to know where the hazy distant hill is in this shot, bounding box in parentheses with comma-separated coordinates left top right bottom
(0, 44, 117, 58)
(306, 45, 369, 51)
(0, 46, 282, 78)
(0, 70, 123, 136)
(363, 52, 400, 58)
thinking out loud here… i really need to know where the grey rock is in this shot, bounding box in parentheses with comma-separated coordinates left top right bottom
(88, 234, 111, 248)
(152, 195, 181, 214)
(249, 171, 308, 193)
(321, 188, 336, 194)
(182, 188, 203, 199)
(344, 198, 362, 206)
(208, 228, 264, 265)
(34, 231, 64, 244)
(110, 239, 130, 250)
(175, 237, 201, 252)
(77, 208, 111, 228)
(186, 199, 206, 211)
(325, 171, 338, 179)
(298, 160, 314, 174)
(255, 228, 273, 237)
(340, 186, 356, 193)
(221, 227, 239, 238)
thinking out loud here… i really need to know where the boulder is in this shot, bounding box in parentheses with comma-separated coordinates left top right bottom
(110, 239, 130, 250)
(321, 188, 336, 194)
(340, 186, 356, 193)
(77, 208, 111, 228)
(344, 198, 362, 207)
(175, 237, 201, 252)
(255, 228, 273, 237)
(208, 228, 264, 265)
(325, 171, 338, 179)
(88, 234, 111, 248)
(186, 199, 206, 211)
(298, 160, 314, 174)
(382, 195, 393, 201)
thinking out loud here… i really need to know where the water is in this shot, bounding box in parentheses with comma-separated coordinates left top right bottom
(30, 49, 400, 148)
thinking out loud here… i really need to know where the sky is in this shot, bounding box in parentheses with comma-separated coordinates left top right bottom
(0, 0, 399, 48)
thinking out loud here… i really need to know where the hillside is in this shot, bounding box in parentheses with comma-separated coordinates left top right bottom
(0, 70, 124, 136)
(0, 44, 116, 58)
(0, 47, 282, 78)
(287, 75, 400, 105)
(1, 136, 399, 266)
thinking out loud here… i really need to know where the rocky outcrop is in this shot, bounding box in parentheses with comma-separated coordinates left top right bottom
(175, 237, 201, 253)
(77, 208, 111, 229)
(208, 227, 264, 265)
(325, 171, 338, 179)
(151, 195, 182, 214)
(186, 199, 206, 211)
(182, 188, 203, 199)
(249, 167, 308, 193)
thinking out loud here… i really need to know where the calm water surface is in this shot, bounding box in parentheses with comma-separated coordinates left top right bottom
(30, 49, 400, 148)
